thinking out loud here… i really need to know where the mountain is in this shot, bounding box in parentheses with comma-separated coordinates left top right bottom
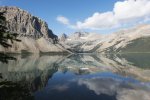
(1, 6, 150, 54)
(60, 33, 68, 42)
(59, 32, 103, 52)
(96, 24, 150, 53)
(60, 24, 150, 53)
(0, 6, 68, 53)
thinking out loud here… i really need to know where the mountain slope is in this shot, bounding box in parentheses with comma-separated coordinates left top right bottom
(61, 24, 150, 53)
(118, 37, 150, 53)
(96, 24, 150, 53)
(0, 6, 68, 53)
(59, 32, 104, 53)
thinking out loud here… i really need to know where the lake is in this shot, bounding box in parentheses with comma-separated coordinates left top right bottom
(0, 53, 150, 100)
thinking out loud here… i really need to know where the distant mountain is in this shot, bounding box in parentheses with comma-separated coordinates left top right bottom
(96, 24, 150, 53)
(0, 6, 68, 53)
(59, 31, 103, 52)
(65, 31, 102, 41)
(60, 24, 150, 53)
(60, 33, 68, 42)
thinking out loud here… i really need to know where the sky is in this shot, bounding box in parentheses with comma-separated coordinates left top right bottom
(0, 0, 150, 35)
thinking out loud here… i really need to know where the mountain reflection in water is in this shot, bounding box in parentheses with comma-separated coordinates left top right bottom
(0, 53, 150, 100)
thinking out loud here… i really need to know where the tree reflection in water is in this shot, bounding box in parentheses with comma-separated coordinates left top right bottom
(0, 54, 34, 100)
(0, 53, 16, 64)
(0, 80, 34, 100)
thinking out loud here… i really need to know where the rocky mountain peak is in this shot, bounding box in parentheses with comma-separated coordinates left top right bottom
(0, 6, 67, 53)
(73, 32, 89, 38)
(60, 33, 68, 42)
(0, 6, 57, 42)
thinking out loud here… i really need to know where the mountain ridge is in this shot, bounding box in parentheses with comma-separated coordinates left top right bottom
(1, 6, 150, 53)
(58, 24, 150, 53)
(0, 6, 68, 53)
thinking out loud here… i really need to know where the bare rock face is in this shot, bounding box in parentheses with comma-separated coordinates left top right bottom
(0, 6, 66, 53)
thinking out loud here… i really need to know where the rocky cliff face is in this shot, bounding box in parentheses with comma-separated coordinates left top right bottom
(0, 6, 66, 53)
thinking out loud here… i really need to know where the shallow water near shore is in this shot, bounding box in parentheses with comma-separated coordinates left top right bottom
(0, 53, 150, 100)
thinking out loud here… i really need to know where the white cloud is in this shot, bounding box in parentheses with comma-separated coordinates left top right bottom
(114, 0, 150, 23)
(56, 16, 70, 25)
(57, 0, 150, 30)
(76, 12, 118, 30)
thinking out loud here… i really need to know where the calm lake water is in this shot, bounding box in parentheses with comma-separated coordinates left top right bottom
(0, 53, 150, 100)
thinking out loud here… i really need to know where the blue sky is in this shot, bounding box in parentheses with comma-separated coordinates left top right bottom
(1, 0, 150, 35)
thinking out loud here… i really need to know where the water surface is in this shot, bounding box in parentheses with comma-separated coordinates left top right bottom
(0, 53, 150, 100)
